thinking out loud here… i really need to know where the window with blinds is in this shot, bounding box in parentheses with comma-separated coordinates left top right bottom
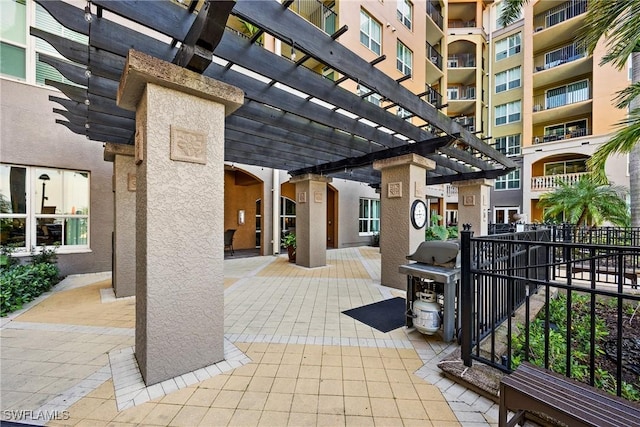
(34, 3, 88, 87)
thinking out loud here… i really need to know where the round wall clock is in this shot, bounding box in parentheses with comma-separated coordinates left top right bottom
(410, 199, 428, 229)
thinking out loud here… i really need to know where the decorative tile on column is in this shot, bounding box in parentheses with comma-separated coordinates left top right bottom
(170, 125, 207, 164)
(388, 182, 402, 198)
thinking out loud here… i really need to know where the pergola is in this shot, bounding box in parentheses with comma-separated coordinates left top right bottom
(34, 0, 516, 187)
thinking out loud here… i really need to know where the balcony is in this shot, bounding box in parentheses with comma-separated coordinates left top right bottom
(533, 0, 587, 51)
(531, 172, 589, 191)
(532, 127, 590, 144)
(445, 184, 458, 198)
(289, 0, 337, 35)
(532, 81, 591, 122)
(448, 20, 476, 28)
(447, 53, 476, 68)
(533, 43, 587, 73)
(426, 42, 443, 71)
(453, 116, 475, 132)
(423, 84, 443, 108)
(533, 0, 587, 31)
(427, 1, 444, 33)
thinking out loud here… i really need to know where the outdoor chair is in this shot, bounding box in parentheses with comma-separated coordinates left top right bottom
(224, 229, 236, 256)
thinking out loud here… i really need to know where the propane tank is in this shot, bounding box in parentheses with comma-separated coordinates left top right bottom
(413, 291, 441, 335)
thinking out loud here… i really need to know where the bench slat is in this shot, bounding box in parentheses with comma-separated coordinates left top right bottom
(500, 362, 640, 427)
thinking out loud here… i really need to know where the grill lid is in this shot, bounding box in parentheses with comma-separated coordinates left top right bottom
(406, 241, 460, 267)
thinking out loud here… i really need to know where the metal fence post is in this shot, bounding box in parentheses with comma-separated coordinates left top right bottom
(461, 224, 473, 367)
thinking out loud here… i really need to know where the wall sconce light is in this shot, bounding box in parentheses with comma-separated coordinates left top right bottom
(238, 209, 245, 225)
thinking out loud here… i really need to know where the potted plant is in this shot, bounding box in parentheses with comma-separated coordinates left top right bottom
(281, 232, 296, 262)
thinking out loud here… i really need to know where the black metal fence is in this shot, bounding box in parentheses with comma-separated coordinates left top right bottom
(460, 226, 640, 398)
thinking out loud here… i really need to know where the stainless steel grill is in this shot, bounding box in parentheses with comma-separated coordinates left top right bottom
(399, 240, 461, 342)
(406, 241, 460, 268)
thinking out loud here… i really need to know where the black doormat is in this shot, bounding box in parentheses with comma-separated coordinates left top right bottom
(342, 297, 406, 333)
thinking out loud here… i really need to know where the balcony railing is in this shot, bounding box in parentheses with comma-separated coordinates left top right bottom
(448, 20, 476, 28)
(289, 0, 337, 35)
(447, 53, 476, 68)
(453, 116, 475, 131)
(423, 84, 443, 107)
(532, 83, 591, 112)
(445, 185, 458, 197)
(449, 86, 476, 101)
(531, 172, 589, 191)
(426, 42, 443, 70)
(534, 42, 587, 72)
(427, 1, 444, 31)
(532, 127, 590, 144)
(533, 0, 587, 31)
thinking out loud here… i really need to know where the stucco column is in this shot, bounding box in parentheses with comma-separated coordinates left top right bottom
(117, 50, 243, 385)
(373, 154, 435, 290)
(289, 173, 332, 268)
(104, 143, 136, 298)
(453, 179, 493, 236)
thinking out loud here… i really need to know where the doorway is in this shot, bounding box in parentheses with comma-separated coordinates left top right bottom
(326, 185, 338, 248)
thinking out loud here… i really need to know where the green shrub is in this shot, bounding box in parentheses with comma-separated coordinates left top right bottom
(0, 246, 60, 317)
(511, 292, 639, 401)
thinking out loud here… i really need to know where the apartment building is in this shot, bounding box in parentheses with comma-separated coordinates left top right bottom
(488, 0, 630, 224)
(1, 0, 630, 277)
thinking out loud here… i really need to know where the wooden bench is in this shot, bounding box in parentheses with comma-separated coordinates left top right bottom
(499, 362, 640, 427)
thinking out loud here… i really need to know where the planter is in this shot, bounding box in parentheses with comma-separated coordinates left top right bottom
(287, 245, 296, 263)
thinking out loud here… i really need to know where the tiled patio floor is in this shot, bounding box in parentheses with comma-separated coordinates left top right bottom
(0, 247, 499, 426)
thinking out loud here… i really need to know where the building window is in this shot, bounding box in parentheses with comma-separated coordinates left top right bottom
(0, 1, 87, 86)
(543, 159, 587, 176)
(1, 164, 90, 251)
(1, 0, 27, 80)
(495, 66, 521, 93)
(396, 40, 412, 76)
(495, 100, 521, 125)
(447, 86, 459, 100)
(397, 0, 412, 30)
(359, 198, 380, 234)
(280, 196, 296, 235)
(495, 169, 520, 190)
(360, 9, 382, 55)
(494, 207, 520, 223)
(397, 107, 412, 121)
(357, 84, 382, 106)
(494, 134, 521, 156)
(545, 79, 589, 109)
(495, 32, 521, 61)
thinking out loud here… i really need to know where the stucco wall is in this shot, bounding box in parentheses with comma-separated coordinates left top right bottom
(334, 179, 380, 248)
(0, 79, 113, 277)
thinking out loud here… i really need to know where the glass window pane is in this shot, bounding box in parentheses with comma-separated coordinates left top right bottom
(1, 217, 25, 247)
(37, 217, 62, 246)
(36, 52, 67, 86)
(35, 168, 61, 214)
(0, 0, 26, 44)
(64, 217, 88, 245)
(0, 165, 27, 213)
(63, 171, 89, 215)
(0, 42, 26, 79)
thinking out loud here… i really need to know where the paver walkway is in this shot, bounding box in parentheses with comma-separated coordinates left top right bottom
(0, 247, 499, 426)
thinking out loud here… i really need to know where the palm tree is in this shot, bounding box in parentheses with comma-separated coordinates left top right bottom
(500, 0, 640, 227)
(538, 176, 630, 227)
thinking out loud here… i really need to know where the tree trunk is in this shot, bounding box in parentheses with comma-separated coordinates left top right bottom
(631, 52, 640, 227)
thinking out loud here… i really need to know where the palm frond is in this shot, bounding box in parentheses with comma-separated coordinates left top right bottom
(613, 82, 640, 109)
(538, 176, 629, 227)
(588, 108, 640, 177)
(498, 0, 527, 27)
(581, 0, 640, 69)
